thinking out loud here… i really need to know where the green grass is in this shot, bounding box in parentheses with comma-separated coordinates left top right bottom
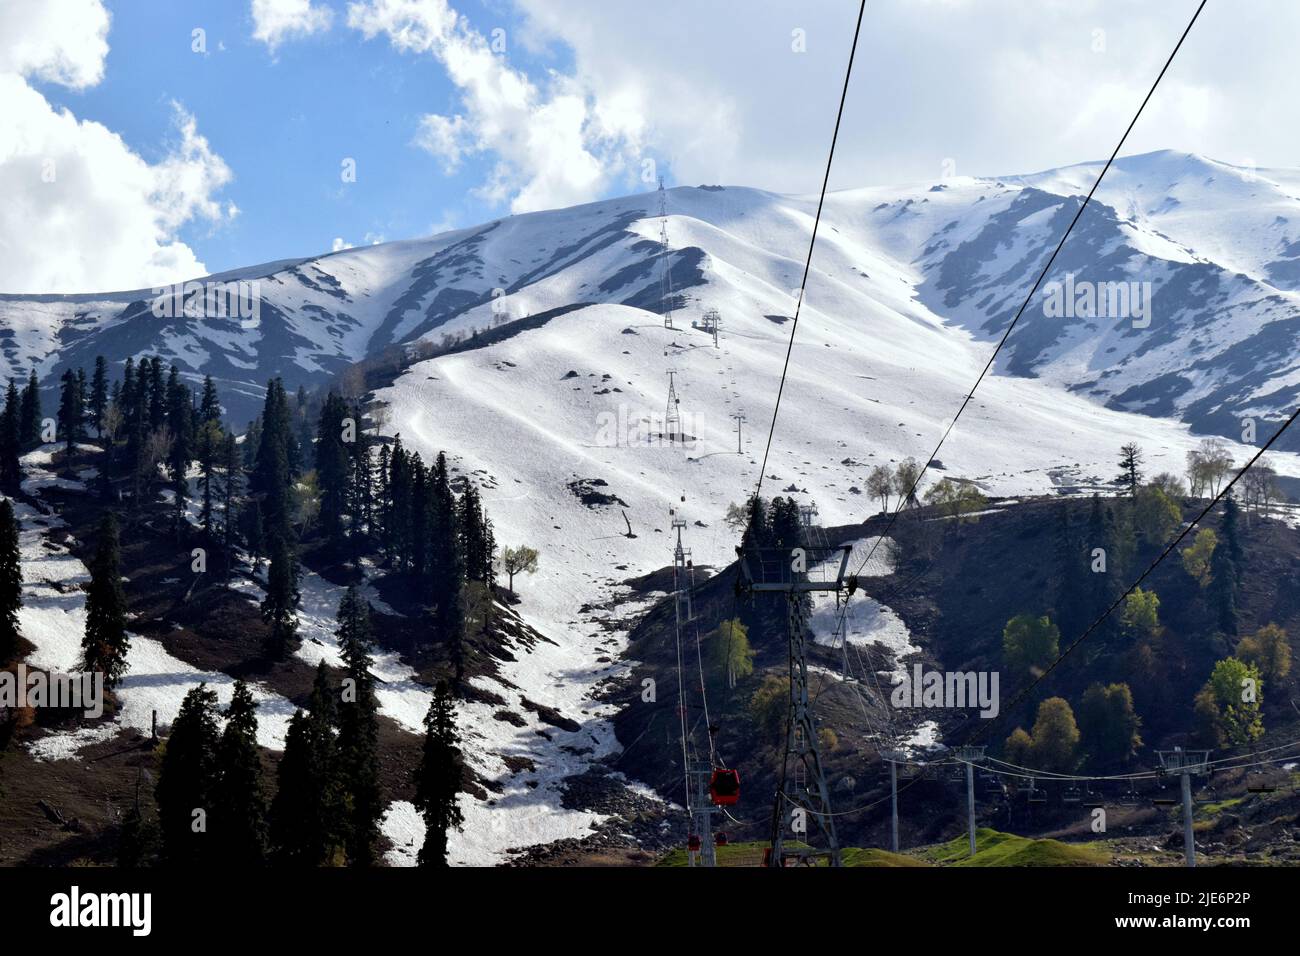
(655, 830, 1102, 867)
(1199, 796, 1246, 816)
(916, 828, 1110, 867)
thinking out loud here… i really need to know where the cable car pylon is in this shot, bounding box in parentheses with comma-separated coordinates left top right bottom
(672, 501, 722, 866)
(738, 537, 856, 867)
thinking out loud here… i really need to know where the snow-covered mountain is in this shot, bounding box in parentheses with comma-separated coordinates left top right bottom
(12, 150, 1300, 860)
(4, 150, 1300, 437)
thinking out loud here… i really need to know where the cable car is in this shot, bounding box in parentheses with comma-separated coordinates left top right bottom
(1062, 786, 1082, 804)
(710, 768, 741, 806)
(687, 834, 701, 853)
(715, 832, 729, 847)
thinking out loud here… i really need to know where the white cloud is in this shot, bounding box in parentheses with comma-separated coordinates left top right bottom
(348, 0, 643, 213)
(0, 0, 110, 89)
(251, 0, 334, 50)
(0, 0, 234, 294)
(510, 0, 1300, 191)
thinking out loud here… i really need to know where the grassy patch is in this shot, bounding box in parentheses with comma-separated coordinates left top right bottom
(918, 828, 1109, 867)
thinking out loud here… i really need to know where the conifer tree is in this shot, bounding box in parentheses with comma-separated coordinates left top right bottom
(1208, 541, 1238, 637)
(0, 500, 22, 664)
(82, 513, 130, 686)
(0, 381, 20, 490)
(336, 587, 382, 866)
(166, 366, 194, 536)
(413, 681, 463, 867)
(89, 356, 109, 439)
(56, 368, 83, 473)
(155, 683, 220, 866)
(196, 419, 223, 538)
(261, 533, 299, 660)
(218, 431, 241, 577)
(271, 663, 344, 865)
(199, 374, 221, 424)
(211, 680, 268, 866)
(19, 368, 40, 450)
(1221, 494, 1244, 582)
(315, 392, 350, 550)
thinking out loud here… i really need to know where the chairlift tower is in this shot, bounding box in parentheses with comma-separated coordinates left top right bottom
(696, 308, 721, 347)
(659, 179, 675, 329)
(952, 745, 987, 857)
(672, 508, 717, 866)
(665, 370, 683, 443)
(1157, 747, 1210, 867)
(738, 541, 856, 867)
(731, 411, 746, 454)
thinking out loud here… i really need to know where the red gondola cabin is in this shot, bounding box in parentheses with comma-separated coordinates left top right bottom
(709, 768, 740, 806)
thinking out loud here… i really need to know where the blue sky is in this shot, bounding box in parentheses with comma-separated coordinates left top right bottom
(5, 0, 1300, 294)
(38, 0, 594, 271)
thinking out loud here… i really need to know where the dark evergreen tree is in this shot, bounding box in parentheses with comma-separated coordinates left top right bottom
(0, 500, 21, 664)
(19, 368, 41, 450)
(166, 366, 194, 536)
(199, 375, 221, 424)
(413, 681, 463, 867)
(315, 392, 350, 550)
(211, 680, 268, 866)
(1208, 540, 1238, 637)
(0, 381, 20, 490)
(89, 356, 109, 439)
(81, 513, 130, 686)
(1221, 494, 1244, 582)
(270, 664, 344, 866)
(769, 496, 803, 552)
(261, 533, 299, 660)
(196, 418, 222, 538)
(155, 683, 220, 866)
(335, 587, 382, 866)
(56, 368, 83, 473)
(740, 495, 771, 551)
(219, 431, 241, 577)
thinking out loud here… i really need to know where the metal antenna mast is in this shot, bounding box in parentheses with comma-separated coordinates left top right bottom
(659, 179, 675, 329)
(739, 540, 855, 867)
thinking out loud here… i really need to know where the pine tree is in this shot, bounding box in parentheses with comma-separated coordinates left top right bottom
(271, 664, 344, 865)
(196, 419, 223, 538)
(218, 432, 241, 578)
(155, 683, 220, 866)
(261, 533, 299, 660)
(82, 513, 130, 686)
(211, 680, 268, 866)
(166, 366, 194, 536)
(56, 368, 85, 475)
(1208, 540, 1238, 637)
(413, 681, 464, 867)
(0, 500, 22, 664)
(1116, 443, 1143, 499)
(19, 368, 41, 450)
(315, 392, 350, 550)
(1221, 494, 1244, 582)
(0, 381, 20, 490)
(335, 587, 382, 866)
(89, 356, 109, 439)
(199, 375, 221, 424)
(252, 379, 296, 544)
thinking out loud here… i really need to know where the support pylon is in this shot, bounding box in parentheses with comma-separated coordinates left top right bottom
(769, 590, 840, 866)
